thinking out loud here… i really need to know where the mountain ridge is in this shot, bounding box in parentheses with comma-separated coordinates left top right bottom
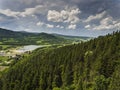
(0, 28, 91, 45)
(0, 28, 92, 38)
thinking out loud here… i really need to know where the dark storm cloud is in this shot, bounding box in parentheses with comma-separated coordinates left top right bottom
(69, 0, 120, 18)
(1, 0, 68, 11)
(1, 0, 120, 18)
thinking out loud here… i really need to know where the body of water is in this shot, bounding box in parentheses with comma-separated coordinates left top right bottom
(0, 45, 46, 56)
(15, 45, 44, 53)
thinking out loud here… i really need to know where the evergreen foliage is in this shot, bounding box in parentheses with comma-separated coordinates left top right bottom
(0, 31, 120, 90)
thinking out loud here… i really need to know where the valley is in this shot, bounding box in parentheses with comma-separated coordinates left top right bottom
(0, 31, 119, 90)
(0, 28, 91, 72)
(0, 28, 120, 90)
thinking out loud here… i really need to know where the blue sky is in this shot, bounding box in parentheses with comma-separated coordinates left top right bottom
(0, 0, 120, 37)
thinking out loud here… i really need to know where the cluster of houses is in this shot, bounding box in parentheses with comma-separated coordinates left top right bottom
(0, 49, 32, 59)
(0, 50, 17, 58)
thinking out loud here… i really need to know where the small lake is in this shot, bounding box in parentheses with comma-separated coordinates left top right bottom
(0, 45, 47, 56)
(15, 45, 44, 53)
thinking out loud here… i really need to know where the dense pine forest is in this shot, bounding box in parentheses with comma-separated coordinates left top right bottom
(0, 31, 120, 90)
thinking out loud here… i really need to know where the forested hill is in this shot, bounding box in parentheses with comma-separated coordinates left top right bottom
(0, 28, 67, 45)
(0, 28, 90, 45)
(0, 31, 120, 90)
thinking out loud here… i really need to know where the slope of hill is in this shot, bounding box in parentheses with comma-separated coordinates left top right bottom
(0, 28, 65, 45)
(52, 33, 92, 41)
(0, 31, 119, 90)
(0, 28, 90, 45)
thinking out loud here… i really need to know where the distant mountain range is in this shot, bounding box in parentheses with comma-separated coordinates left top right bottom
(0, 28, 91, 45)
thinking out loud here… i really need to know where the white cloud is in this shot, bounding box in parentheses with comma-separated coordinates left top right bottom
(47, 10, 63, 22)
(47, 8, 81, 24)
(68, 24, 76, 29)
(84, 11, 107, 23)
(93, 16, 119, 30)
(20, 5, 46, 17)
(85, 25, 91, 29)
(100, 17, 116, 26)
(56, 25, 60, 28)
(92, 24, 113, 30)
(46, 24, 54, 28)
(36, 21, 44, 26)
(0, 5, 48, 18)
(56, 25, 64, 29)
(87, 16, 120, 30)
(0, 9, 20, 18)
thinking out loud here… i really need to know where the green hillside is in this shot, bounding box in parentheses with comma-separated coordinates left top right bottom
(0, 28, 89, 45)
(0, 31, 120, 90)
(0, 28, 66, 45)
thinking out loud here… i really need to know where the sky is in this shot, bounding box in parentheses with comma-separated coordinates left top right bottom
(0, 0, 120, 37)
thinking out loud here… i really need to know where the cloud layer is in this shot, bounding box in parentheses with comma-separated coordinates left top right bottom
(0, 0, 120, 36)
(47, 8, 81, 24)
